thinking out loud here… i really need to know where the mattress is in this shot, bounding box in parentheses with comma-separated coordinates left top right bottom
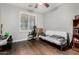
(39, 35, 67, 45)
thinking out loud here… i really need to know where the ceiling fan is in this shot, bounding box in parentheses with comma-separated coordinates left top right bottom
(34, 3, 49, 8)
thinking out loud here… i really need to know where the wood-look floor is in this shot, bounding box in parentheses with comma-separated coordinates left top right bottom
(0, 39, 79, 55)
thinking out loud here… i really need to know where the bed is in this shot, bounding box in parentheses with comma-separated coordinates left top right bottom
(39, 30, 70, 50)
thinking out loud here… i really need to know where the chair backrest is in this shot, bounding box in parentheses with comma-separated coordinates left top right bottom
(4, 32, 12, 40)
(4, 32, 12, 36)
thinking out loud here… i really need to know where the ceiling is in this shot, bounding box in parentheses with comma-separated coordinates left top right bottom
(7, 3, 62, 14)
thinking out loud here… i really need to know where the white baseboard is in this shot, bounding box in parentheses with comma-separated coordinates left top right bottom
(13, 38, 28, 43)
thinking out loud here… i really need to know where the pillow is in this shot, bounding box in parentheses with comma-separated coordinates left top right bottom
(46, 30, 67, 39)
(50, 35, 65, 39)
(41, 32, 46, 36)
(0, 35, 7, 40)
(50, 35, 66, 43)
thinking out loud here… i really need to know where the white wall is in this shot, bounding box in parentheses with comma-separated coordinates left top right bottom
(2, 3, 79, 43)
(0, 4, 44, 42)
(44, 3, 79, 42)
(36, 14, 44, 28)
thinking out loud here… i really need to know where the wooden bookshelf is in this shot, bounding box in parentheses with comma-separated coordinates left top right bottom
(73, 19, 79, 52)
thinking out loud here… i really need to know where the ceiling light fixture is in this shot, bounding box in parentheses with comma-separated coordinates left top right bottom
(35, 3, 49, 8)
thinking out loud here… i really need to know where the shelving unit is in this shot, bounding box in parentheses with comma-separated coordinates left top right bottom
(73, 19, 79, 52)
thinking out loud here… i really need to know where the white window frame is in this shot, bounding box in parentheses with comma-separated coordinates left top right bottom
(19, 11, 37, 32)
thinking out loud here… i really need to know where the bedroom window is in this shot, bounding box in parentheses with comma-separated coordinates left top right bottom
(19, 12, 36, 32)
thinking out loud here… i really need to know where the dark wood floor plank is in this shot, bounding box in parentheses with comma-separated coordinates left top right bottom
(0, 39, 79, 55)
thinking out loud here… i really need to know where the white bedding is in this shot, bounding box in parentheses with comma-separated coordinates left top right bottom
(39, 30, 67, 45)
(0, 39, 7, 45)
(46, 30, 67, 39)
(39, 35, 66, 45)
